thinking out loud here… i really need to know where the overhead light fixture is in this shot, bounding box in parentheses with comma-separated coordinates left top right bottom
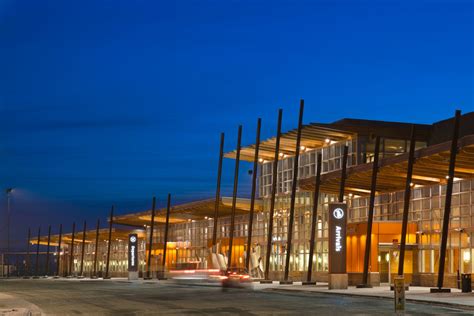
(325, 138, 331, 144)
(258, 158, 264, 163)
(300, 146, 306, 151)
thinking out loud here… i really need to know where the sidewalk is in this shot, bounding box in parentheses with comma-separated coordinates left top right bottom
(252, 281, 474, 309)
(0, 293, 43, 316)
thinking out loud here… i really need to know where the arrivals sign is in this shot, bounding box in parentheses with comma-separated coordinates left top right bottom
(328, 203, 347, 274)
(128, 233, 138, 272)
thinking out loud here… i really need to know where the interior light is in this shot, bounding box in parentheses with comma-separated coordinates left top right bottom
(325, 138, 330, 144)
(258, 158, 264, 163)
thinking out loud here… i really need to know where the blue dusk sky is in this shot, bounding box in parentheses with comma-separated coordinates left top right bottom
(1, 0, 473, 249)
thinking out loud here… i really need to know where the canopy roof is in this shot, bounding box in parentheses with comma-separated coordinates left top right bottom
(299, 134, 474, 195)
(30, 228, 145, 246)
(224, 123, 354, 162)
(113, 197, 263, 227)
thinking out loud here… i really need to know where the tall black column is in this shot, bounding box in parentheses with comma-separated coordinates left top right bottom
(25, 228, 31, 278)
(305, 153, 322, 284)
(398, 126, 416, 276)
(79, 220, 87, 276)
(34, 227, 41, 277)
(212, 133, 225, 248)
(338, 145, 349, 203)
(93, 219, 100, 278)
(45, 225, 51, 276)
(282, 100, 304, 283)
(56, 224, 62, 277)
(69, 222, 76, 276)
(359, 136, 381, 287)
(146, 196, 156, 279)
(263, 109, 283, 282)
(434, 110, 461, 291)
(161, 194, 172, 280)
(246, 118, 261, 272)
(105, 206, 114, 279)
(227, 125, 242, 271)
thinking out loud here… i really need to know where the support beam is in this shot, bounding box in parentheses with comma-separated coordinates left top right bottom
(69, 222, 76, 276)
(35, 227, 41, 277)
(435, 110, 462, 291)
(246, 118, 261, 272)
(227, 125, 242, 271)
(146, 197, 156, 279)
(212, 133, 225, 248)
(93, 219, 99, 278)
(56, 224, 62, 277)
(161, 194, 172, 279)
(45, 225, 51, 276)
(398, 125, 416, 276)
(263, 109, 283, 282)
(282, 100, 304, 284)
(79, 220, 87, 277)
(359, 136, 381, 287)
(105, 206, 114, 279)
(25, 228, 31, 278)
(339, 145, 349, 203)
(305, 153, 322, 284)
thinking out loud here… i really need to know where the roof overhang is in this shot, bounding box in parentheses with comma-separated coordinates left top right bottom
(30, 228, 145, 246)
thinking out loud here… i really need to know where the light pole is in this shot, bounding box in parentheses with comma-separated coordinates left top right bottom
(5, 188, 13, 277)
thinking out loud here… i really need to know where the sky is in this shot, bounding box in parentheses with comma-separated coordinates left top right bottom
(1, 0, 473, 250)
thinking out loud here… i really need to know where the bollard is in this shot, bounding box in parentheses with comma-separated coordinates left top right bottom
(394, 276, 405, 313)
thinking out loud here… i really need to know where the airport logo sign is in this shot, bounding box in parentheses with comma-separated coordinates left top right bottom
(128, 233, 138, 272)
(328, 203, 347, 274)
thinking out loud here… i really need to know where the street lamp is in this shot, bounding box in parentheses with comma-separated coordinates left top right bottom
(5, 188, 13, 277)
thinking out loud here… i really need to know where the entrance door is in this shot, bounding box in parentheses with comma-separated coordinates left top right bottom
(379, 250, 390, 283)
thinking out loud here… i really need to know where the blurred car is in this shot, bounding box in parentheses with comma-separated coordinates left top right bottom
(221, 268, 252, 288)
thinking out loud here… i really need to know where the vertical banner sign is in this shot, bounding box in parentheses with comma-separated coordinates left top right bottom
(328, 203, 347, 274)
(128, 234, 138, 272)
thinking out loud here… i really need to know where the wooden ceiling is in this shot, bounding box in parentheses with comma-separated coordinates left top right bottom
(299, 134, 474, 195)
(31, 228, 146, 246)
(113, 197, 263, 227)
(225, 123, 354, 162)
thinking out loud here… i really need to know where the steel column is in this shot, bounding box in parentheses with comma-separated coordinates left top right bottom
(283, 100, 304, 283)
(56, 224, 62, 276)
(69, 222, 76, 276)
(338, 145, 349, 203)
(212, 133, 225, 247)
(398, 125, 416, 276)
(264, 109, 283, 281)
(146, 196, 156, 279)
(246, 118, 261, 271)
(25, 228, 31, 277)
(306, 153, 322, 283)
(161, 194, 172, 278)
(45, 225, 51, 276)
(93, 219, 99, 277)
(105, 206, 114, 279)
(79, 220, 87, 276)
(35, 227, 41, 276)
(361, 136, 381, 286)
(227, 125, 242, 270)
(437, 110, 462, 289)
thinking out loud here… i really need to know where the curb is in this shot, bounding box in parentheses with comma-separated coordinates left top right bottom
(265, 287, 474, 311)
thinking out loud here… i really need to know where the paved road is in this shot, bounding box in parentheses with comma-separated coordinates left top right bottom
(0, 279, 472, 315)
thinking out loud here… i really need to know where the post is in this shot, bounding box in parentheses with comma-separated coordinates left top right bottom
(359, 136, 381, 287)
(79, 220, 87, 277)
(45, 225, 51, 276)
(246, 118, 261, 272)
(161, 194, 172, 280)
(56, 224, 62, 277)
(212, 133, 225, 247)
(398, 126, 416, 276)
(305, 153, 322, 284)
(282, 100, 304, 284)
(69, 222, 76, 276)
(93, 219, 100, 278)
(227, 125, 242, 271)
(339, 145, 349, 203)
(34, 227, 41, 277)
(433, 110, 461, 292)
(263, 109, 283, 282)
(145, 197, 156, 279)
(105, 206, 114, 279)
(25, 228, 31, 278)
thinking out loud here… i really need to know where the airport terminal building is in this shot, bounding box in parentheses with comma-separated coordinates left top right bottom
(31, 111, 474, 287)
